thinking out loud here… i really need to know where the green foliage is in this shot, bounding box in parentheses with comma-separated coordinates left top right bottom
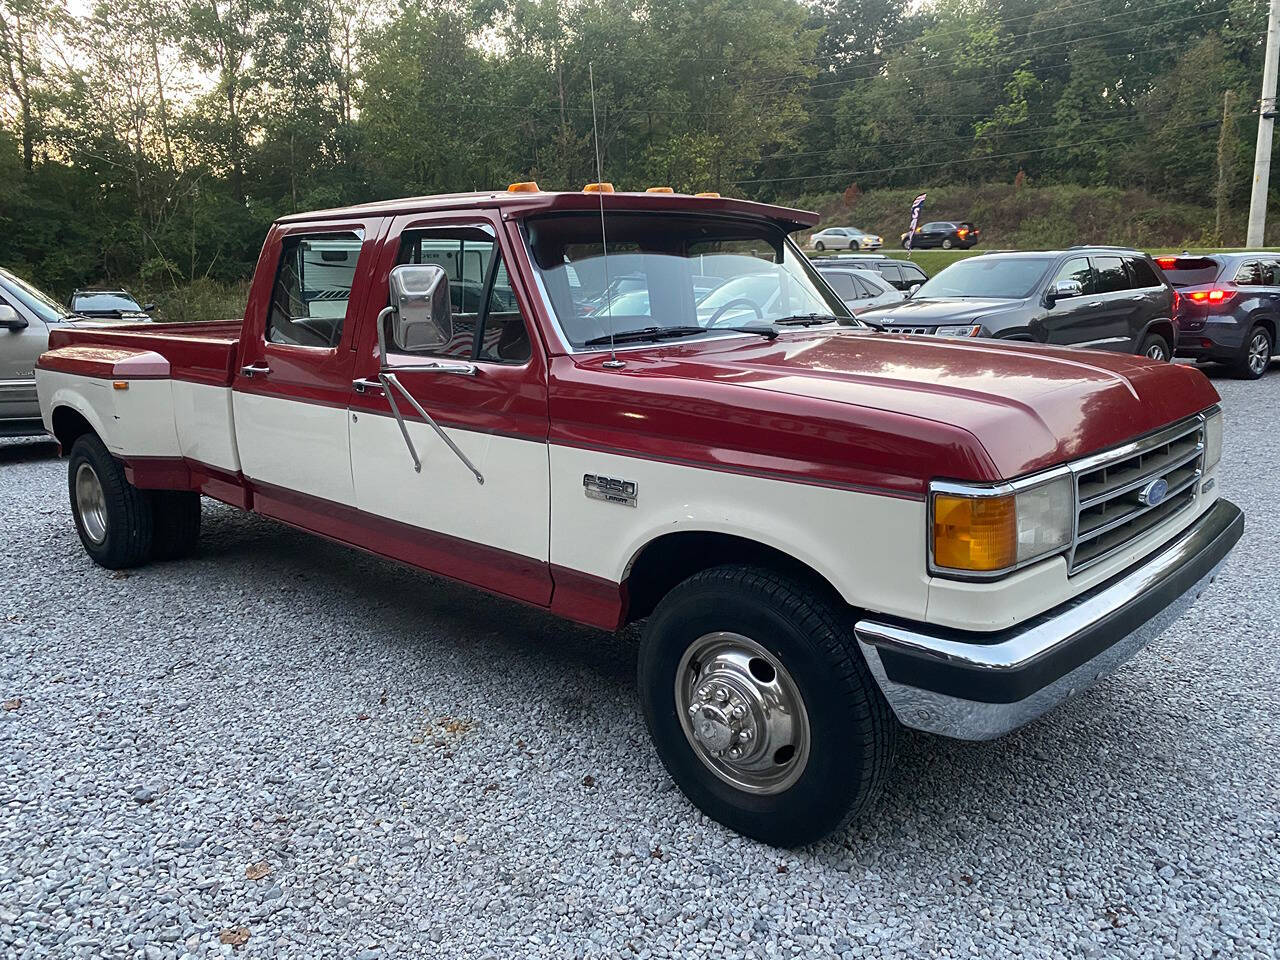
(3, 0, 1279, 298)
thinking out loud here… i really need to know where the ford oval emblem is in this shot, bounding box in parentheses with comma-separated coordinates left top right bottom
(1139, 477, 1169, 507)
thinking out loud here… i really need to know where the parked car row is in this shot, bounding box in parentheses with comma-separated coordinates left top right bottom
(805, 247, 1277, 379)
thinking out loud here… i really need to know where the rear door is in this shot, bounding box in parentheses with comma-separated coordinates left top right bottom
(1078, 255, 1138, 350)
(1123, 255, 1172, 342)
(233, 218, 383, 506)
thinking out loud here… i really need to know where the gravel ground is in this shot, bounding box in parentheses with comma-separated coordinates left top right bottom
(2, 364, 1278, 960)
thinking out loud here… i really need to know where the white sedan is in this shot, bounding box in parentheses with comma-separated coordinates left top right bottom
(808, 227, 883, 252)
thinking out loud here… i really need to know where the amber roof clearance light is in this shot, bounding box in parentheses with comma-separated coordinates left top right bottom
(646, 186, 675, 193)
(695, 191, 721, 198)
(507, 181, 540, 192)
(583, 182, 615, 193)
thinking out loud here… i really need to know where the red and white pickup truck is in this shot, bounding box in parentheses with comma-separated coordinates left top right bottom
(36, 187, 1242, 845)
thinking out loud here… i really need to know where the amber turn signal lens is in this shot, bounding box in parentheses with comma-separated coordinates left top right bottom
(583, 182, 615, 193)
(507, 181, 540, 192)
(932, 493, 1016, 572)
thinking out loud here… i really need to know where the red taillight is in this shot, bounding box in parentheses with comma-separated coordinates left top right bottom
(1156, 257, 1177, 269)
(1186, 289, 1235, 303)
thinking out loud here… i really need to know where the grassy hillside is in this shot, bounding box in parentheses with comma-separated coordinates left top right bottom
(789, 183, 1238, 251)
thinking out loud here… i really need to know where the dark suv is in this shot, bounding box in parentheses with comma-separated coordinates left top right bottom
(858, 247, 1177, 359)
(900, 221, 980, 250)
(1157, 253, 1277, 379)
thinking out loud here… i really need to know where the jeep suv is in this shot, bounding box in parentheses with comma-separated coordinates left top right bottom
(858, 248, 1177, 359)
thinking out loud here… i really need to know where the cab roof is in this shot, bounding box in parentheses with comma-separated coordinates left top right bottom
(275, 189, 820, 232)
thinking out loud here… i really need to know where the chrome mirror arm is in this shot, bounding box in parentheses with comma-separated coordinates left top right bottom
(375, 306, 484, 485)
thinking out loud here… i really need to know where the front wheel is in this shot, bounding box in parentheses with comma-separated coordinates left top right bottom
(68, 434, 155, 568)
(638, 565, 897, 847)
(1139, 333, 1171, 362)
(941, 238, 954, 249)
(1233, 324, 1273, 379)
(813, 240, 825, 252)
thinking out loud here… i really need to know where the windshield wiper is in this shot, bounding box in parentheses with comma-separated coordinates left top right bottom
(773, 313, 841, 326)
(583, 324, 777, 347)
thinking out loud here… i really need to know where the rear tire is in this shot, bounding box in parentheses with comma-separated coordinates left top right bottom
(68, 434, 154, 569)
(151, 490, 202, 560)
(638, 565, 897, 847)
(1232, 324, 1273, 379)
(1139, 333, 1171, 362)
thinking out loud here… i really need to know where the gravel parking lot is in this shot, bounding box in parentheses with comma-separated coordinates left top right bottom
(2, 363, 1277, 960)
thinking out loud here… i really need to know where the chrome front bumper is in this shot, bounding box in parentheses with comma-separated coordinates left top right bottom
(855, 499, 1243, 741)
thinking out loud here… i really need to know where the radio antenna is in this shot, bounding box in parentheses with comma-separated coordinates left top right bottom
(589, 62, 623, 369)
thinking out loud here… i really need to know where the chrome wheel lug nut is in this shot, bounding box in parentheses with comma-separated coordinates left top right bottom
(738, 728, 753, 743)
(732, 704, 746, 720)
(714, 687, 729, 703)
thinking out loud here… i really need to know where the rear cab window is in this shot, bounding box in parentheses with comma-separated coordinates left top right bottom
(267, 231, 364, 348)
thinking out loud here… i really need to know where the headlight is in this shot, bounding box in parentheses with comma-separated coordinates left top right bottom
(936, 324, 985, 338)
(931, 473, 1074, 576)
(1203, 409, 1223, 472)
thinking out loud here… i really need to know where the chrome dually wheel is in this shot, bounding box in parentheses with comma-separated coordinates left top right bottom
(676, 632, 811, 795)
(74, 462, 108, 544)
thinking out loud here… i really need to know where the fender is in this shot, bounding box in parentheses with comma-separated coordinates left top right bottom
(1136, 317, 1177, 352)
(36, 346, 180, 458)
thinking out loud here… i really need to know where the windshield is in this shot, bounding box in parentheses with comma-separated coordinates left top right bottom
(0, 268, 72, 324)
(524, 213, 848, 347)
(914, 256, 1048, 300)
(73, 292, 142, 312)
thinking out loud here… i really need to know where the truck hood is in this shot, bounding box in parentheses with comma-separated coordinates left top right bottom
(860, 297, 1022, 325)
(557, 328, 1220, 490)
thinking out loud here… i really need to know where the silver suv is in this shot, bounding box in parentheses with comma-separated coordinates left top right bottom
(1, 268, 79, 437)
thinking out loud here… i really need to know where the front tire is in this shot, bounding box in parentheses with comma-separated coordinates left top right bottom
(941, 238, 954, 249)
(813, 241, 825, 252)
(68, 434, 154, 569)
(1233, 324, 1273, 379)
(638, 565, 896, 847)
(1139, 333, 1171, 362)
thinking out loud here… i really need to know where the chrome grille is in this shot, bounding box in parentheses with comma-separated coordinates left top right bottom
(1068, 416, 1205, 573)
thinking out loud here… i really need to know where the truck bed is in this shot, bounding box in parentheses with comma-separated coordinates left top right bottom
(47, 320, 242, 386)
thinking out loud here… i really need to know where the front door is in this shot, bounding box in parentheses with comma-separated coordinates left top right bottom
(347, 213, 552, 605)
(0, 277, 54, 424)
(233, 218, 382, 507)
(1036, 256, 1099, 346)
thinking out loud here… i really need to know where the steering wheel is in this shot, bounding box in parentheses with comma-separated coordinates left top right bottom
(706, 298, 765, 327)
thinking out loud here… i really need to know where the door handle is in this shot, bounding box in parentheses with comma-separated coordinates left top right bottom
(1130, 295, 1146, 301)
(1088, 301, 1103, 308)
(352, 377, 383, 394)
(240, 363, 271, 378)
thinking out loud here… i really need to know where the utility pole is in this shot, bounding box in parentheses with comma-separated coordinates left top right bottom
(1246, 0, 1280, 247)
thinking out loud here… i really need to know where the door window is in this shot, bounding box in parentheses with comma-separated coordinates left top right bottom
(878, 264, 903, 286)
(1263, 261, 1280, 285)
(267, 231, 363, 348)
(824, 273, 858, 299)
(1125, 256, 1161, 289)
(1093, 257, 1130, 294)
(398, 229, 531, 364)
(899, 264, 927, 284)
(1053, 257, 1094, 294)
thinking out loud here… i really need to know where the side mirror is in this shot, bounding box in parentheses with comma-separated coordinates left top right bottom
(907, 283, 922, 297)
(1049, 279, 1083, 304)
(143, 303, 157, 312)
(382, 263, 453, 355)
(0, 304, 27, 330)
